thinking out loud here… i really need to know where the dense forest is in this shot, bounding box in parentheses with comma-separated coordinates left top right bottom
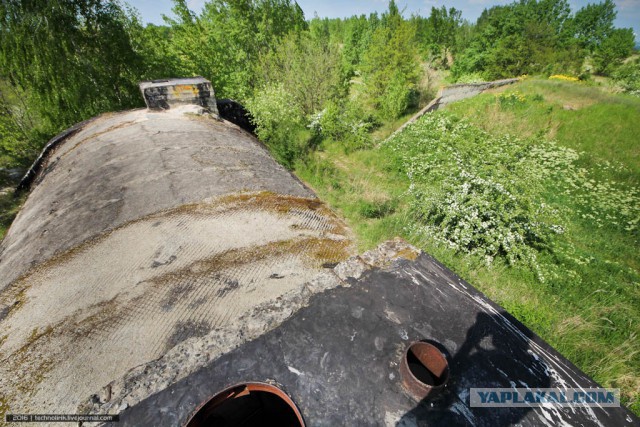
(0, 0, 637, 169)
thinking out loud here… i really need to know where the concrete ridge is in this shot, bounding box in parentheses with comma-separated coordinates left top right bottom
(388, 77, 519, 140)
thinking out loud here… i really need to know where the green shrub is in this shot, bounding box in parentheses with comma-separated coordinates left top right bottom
(612, 59, 640, 97)
(384, 112, 640, 279)
(245, 83, 305, 168)
(357, 199, 397, 219)
(309, 100, 373, 152)
(384, 113, 562, 278)
(0, 113, 27, 166)
(360, 12, 420, 120)
(380, 72, 415, 120)
(256, 32, 344, 115)
(0, 105, 41, 168)
(592, 28, 636, 76)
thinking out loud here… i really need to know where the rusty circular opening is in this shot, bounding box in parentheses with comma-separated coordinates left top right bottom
(184, 382, 305, 427)
(400, 342, 449, 400)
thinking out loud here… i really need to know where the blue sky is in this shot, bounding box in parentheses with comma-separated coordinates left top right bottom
(126, 0, 639, 43)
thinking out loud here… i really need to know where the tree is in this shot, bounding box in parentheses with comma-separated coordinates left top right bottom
(573, 0, 616, 52)
(256, 32, 343, 115)
(131, 23, 182, 81)
(612, 58, 640, 96)
(361, 2, 419, 119)
(426, 6, 462, 57)
(244, 83, 304, 168)
(593, 28, 636, 75)
(0, 0, 144, 133)
(452, 0, 584, 80)
(165, 0, 307, 100)
(340, 15, 374, 76)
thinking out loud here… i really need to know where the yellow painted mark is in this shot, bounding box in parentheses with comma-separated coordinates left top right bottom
(171, 85, 200, 97)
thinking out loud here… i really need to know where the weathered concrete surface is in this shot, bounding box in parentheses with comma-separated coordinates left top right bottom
(139, 77, 219, 114)
(111, 239, 639, 426)
(0, 105, 354, 420)
(438, 78, 519, 106)
(0, 106, 314, 291)
(75, 240, 421, 418)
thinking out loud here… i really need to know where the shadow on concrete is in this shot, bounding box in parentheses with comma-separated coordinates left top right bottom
(397, 311, 551, 426)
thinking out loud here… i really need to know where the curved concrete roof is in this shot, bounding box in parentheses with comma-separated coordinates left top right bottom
(0, 106, 354, 417)
(0, 106, 317, 290)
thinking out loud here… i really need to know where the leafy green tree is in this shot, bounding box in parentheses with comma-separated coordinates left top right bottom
(384, 0, 400, 22)
(308, 15, 331, 45)
(612, 58, 640, 96)
(165, 0, 306, 100)
(452, 4, 521, 79)
(593, 28, 636, 75)
(131, 23, 182, 80)
(256, 32, 343, 115)
(0, 0, 144, 133)
(525, 0, 572, 37)
(452, 0, 585, 80)
(0, 95, 31, 166)
(422, 6, 462, 60)
(244, 83, 304, 168)
(340, 15, 376, 77)
(361, 2, 419, 119)
(573, 0, 616, 52)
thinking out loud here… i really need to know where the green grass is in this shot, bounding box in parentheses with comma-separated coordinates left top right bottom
(295, 78, 640, 414)
(446, 77, 640, 185)
(370, 110, 419, 141)
(297, 145, 410, 252)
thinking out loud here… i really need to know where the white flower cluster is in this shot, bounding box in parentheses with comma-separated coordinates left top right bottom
(385, 111, 640, 280)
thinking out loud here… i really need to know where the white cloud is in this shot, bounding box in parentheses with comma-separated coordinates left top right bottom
(613, 0, 640, 10)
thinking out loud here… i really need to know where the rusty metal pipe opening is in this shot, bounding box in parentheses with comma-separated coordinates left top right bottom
(400, 341, 449, 400)
(184, 382, 305, 427)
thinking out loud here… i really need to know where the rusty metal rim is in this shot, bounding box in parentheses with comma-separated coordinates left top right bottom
(183, 381, 305, 427)
(400, 341, 449, 401)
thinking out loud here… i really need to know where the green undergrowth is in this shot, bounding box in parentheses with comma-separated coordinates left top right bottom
(446, 78, 640, 185)
(0, 176, 24, 240)
(295, 80, 640, 414)
(0, 194, 24, 240)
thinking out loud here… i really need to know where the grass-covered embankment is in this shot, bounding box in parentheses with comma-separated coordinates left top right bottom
(296, 78, 640, 413)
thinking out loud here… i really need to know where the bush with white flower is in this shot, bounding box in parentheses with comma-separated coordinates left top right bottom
(384, 112, 639, 280)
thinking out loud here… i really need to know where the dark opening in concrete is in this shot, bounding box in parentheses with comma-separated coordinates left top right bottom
(184, 383, 305, 427)
(401, 341, 449, 400)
